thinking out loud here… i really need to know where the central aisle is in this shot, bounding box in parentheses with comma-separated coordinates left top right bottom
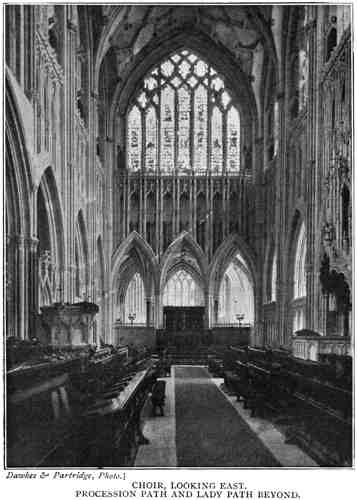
(174, 366, 280, 467)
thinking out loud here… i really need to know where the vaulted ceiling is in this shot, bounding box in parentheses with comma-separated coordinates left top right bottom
(93, 5, 279, 125)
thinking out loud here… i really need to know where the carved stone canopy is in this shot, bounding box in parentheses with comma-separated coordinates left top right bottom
(41, 301, 99, 346)
(320, 254, 351, 309)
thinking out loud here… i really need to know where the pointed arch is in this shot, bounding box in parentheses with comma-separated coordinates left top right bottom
(38, 167, 65, 270)
(287, 210, 307, 334)
(160, 231, 208, 292)
(163, 268, 205, 307)
(6, 74, 34, 338)
(165, 260, 206, 294)
(123, 272, 146, 323)
(112, 30, 257, 130)
(111, 231, 159, 295)
(208, 234, 258, 327)
(37, 167, 66, 307)
(209, 233, 257, 299)
(110, 30, 258, 183)
(217, 259, 255, 325)
(6, 73, 33, 237)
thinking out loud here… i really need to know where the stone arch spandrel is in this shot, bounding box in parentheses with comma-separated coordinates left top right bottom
(159, 231, 208, 292)
(111, 231, 159, 295)
(209, 233, 258, 298)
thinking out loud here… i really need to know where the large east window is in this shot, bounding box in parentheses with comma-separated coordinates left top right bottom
(127, 49, 240, 175)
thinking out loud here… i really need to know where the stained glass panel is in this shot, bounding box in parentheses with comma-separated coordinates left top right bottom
(145, 107, 157, 172)
(171, 76, 182, 88)
(124, 272, 146, 323)
(163, 269, 204, 306)
(211, 77, 224, 92)
(211, 107, 223, 174)
(127, 106, 141, 172)
(160, 86, 175, 172)
(179, 60, 191, 79)
(226, 107, 240, 172)
(194, 85, 207, 172)
(194, 60, 207, 77)
(218, 259, 254, 324)
(144, 76, 157, 91)
(189, 75, 199, 88)
(127, 49, 241, 174)
(177, 86, 191, 172)
(161, 60, 174, 77)
(138, 92, 148, 108)
(221, 90, 231, 109)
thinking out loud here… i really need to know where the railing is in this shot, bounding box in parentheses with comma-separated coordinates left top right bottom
(213, 323, 251, 328)
(124, 171, 253, 180)
(116, 322, 154, 328)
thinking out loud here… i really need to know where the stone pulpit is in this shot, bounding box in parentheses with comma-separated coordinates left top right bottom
(41, 302, 99, 346)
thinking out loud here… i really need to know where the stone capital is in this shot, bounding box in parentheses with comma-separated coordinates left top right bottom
(26, 237, 39, 251)
(14, 234, 26, 247)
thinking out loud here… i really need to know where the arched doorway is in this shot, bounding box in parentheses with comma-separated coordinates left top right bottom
(159, 232, 208, 329)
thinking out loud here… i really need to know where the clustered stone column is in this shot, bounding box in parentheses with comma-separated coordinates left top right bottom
(6, 234, 39, 340)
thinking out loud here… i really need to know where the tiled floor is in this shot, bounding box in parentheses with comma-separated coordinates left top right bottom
(211, 377, 317, 467)
(134, 366, 317, 467)
(135, 366, 177, 467)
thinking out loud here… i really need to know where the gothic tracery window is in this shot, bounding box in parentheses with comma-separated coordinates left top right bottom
(293, 222, 307, 299)
(292, 222, 307, 332)
(218, 258, 254, 325)
(127, 49, 240, 174)
(124, 272, 146, 323)
(163, 269, 204, 306)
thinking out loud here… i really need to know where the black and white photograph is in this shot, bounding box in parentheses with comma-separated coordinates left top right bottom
(2, 1, 354, 476)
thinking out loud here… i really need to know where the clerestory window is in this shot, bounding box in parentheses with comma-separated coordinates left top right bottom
(127, 49, 240, 175)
